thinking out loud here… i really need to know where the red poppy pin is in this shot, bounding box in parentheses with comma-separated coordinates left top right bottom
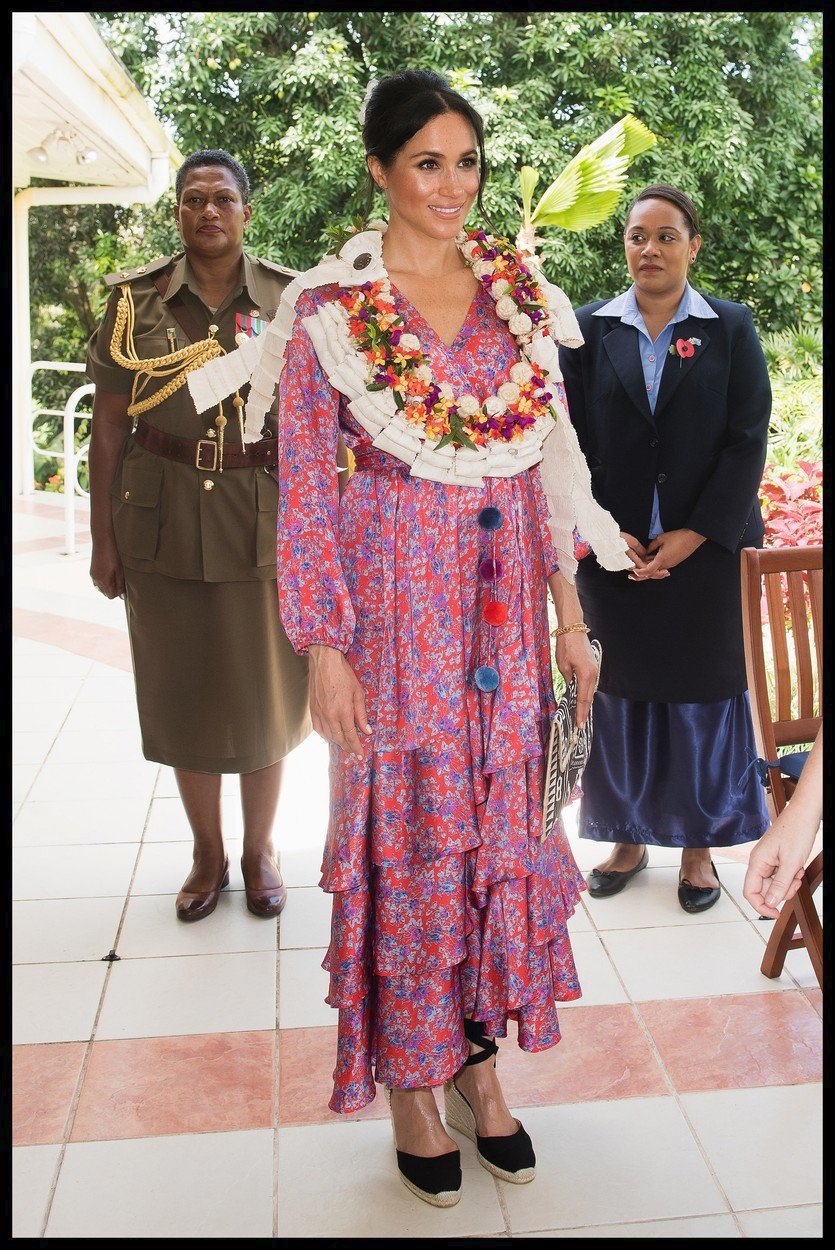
(669, 336, 701, 368)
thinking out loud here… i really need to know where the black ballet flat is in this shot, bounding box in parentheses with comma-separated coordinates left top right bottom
(386, 1088, 462, 1207)
(678, 860, 721, 913)
(586, 847, 649, 898)
(444, 1019, 536, 1184)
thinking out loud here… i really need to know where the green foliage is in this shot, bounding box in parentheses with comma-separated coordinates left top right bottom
(26, 11, 821, 486)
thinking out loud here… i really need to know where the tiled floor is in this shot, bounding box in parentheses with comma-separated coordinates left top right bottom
(12, 494, 823, 1238)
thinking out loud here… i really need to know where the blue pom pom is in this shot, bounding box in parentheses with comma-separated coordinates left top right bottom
(474, 665, 500, 692)
(477, 506, 503, 531)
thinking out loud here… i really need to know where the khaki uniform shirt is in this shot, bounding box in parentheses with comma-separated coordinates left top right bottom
(86, 251, 293, 582)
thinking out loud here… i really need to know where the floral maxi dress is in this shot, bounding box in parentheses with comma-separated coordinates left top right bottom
(277, 281, 587, 1113)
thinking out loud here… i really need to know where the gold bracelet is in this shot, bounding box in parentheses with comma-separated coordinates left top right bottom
(551, 622, 591, 638)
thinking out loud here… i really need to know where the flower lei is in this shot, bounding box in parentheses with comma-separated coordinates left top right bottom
(337, 228, 559, 452)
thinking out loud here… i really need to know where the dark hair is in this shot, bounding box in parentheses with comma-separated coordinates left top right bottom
(361, 69, 488, 218)
(175, 149, 250, 205)
(624, 183, 700, 237)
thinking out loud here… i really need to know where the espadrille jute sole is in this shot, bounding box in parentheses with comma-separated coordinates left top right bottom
(444, 1079, 536, 1184)
(397, 1172, 461, 1207)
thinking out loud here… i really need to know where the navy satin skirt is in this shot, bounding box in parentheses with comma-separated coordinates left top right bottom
(578, 691, 769, 848)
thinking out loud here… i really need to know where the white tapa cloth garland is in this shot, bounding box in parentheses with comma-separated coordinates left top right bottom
(186, 229, 631, 582)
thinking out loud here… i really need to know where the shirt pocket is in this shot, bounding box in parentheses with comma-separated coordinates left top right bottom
(111, 460, 163, 561)
(255, 468, 279, 567)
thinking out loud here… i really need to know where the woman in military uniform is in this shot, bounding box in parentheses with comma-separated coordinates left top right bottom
(86, 149, 311, 921)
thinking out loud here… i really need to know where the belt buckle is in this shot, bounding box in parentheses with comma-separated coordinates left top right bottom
(195, 439, 218, 472)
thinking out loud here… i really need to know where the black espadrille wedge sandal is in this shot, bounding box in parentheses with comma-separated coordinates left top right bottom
(385, 1087, 462, 1207)
(444, 1018, 536, 1184)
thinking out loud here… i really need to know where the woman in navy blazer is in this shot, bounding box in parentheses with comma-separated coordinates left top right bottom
(559, 183, 771, 912)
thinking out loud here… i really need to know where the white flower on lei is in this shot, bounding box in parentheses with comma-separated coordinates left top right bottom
(495, 295, 517, 320)
(457, 393, 481, 417)
(472, 259, 494, 280)
(497, 381, 521, 404)
(438, 381, 455, 401)
(414, 363, 433, 383)
(399, 333, 421, 351)
(484, 395, 507, 416)
(509, 361, 535, 384)
(508, 312, 533, 336)
(491, 277, 512, 297)
(460, 240, 480, 262)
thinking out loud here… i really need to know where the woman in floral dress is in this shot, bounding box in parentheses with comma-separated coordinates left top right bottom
(191, 69, 630, 1207)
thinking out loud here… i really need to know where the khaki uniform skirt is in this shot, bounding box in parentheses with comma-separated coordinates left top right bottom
(124, 569, 311, 773)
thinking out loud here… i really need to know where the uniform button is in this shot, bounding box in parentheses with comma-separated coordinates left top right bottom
(657, 473, 667, 484)
(646, 382, 652, 391)
(203, 480, 214, 491)
(123, 490, 130, 500)
(207, 429, 217, 438)
(649, 438, 659, 448)
(648, 353, 656, 362)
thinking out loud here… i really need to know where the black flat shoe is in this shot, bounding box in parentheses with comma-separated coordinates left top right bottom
(386, 1088, 462, 1207)
(678, 860, 721, 913)
(586, 847, 649, 898)
(444, 1019, 536, 1184)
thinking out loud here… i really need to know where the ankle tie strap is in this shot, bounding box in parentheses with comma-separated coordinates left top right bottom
(463, 1017, 499, 1065)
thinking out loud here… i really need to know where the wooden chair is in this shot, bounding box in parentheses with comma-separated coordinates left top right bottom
(740, 545, 823, 989)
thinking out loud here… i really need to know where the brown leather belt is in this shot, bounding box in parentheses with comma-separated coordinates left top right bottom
(133, 417, 277, 471)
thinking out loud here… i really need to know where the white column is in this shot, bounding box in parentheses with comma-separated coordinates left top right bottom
(12, 191, 33, 497)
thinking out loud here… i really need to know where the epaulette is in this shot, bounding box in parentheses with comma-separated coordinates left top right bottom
(104, 256, 173, 288)
(254, 256, 299, 279)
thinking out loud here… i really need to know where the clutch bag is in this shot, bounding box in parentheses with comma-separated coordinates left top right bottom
(541, 638, 602, 841)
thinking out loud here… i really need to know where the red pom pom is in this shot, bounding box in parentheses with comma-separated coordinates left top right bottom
(483, 600, 508, 626)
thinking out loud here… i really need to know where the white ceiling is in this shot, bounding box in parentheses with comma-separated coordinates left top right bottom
(12, 11, 181, 192)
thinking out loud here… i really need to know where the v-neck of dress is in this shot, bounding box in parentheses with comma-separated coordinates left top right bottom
(390, 282, 482, 353)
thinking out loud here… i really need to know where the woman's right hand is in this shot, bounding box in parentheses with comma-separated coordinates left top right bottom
(90, 541, 126, 600)
(621, 531, 669, 580)
(308, 645, 373, 759)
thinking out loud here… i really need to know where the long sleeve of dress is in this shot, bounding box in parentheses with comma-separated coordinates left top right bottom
(276, 292, 356, 655)
(531, 378, 592, 576)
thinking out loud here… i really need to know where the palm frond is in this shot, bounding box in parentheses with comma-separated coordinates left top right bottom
(529, 114, 657, 233)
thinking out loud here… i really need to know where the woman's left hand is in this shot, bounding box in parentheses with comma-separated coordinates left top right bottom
(555, 632, 600, 728)
(630, 528, 706, 579)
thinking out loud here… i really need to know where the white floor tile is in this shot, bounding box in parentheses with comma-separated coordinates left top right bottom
(781, 947, 821, 990)
(13, 764, 39, 805)
(118, 892, 277, 958)
(131, 839, 244, 895)
(277, 1120, 505, 1238)
(13, 650, 93, 677)
(95, 951, 277, 1039)
(681, 1086, 822, 1211)
(47, 1130, 273, 1237)
(13, 676, 84, 704)
(46, 729, 144, 765)
(74, 674, 137, 702)
(558, 931, 628, 1008)
(12, 1144, 62, 1238)
(13, 844, 139, 901)
(13, 701, 72, 733)
(735, 1205, 822, 1238)
(62, 700, 141, 733)
(279, 887, 332, 949)
(601, 922, 796, 1001)
(516, 1214, 740, 1237)
(501, 1099, 725, 1232)
(567, 900, 594, 933)
(13, 798, 150, 847)
(13, 897, 124, 964)
(278, 948, 332, 1028)
(143, 794, 244, 842)
(13, 731, 57, 765)
(28, 760, 157, 805)
(13, 962, 107, 1043)
(276, 842, 324, 888)
(584, 865, 742, 930)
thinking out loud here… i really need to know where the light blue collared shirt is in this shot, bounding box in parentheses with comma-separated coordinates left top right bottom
(593, 283, 718, 538)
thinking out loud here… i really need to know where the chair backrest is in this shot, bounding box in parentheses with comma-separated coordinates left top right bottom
(740, 545, 823, 816)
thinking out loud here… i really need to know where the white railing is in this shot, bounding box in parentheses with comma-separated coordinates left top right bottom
(29, 362, 95, 556)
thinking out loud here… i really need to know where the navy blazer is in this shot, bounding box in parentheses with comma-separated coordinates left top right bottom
(558, 292, 771, 703)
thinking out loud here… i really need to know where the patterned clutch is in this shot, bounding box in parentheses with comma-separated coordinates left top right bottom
(541, 638, 602, 841)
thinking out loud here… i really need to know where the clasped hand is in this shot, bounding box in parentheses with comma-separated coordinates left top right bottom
(622, 528, 705, 581)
